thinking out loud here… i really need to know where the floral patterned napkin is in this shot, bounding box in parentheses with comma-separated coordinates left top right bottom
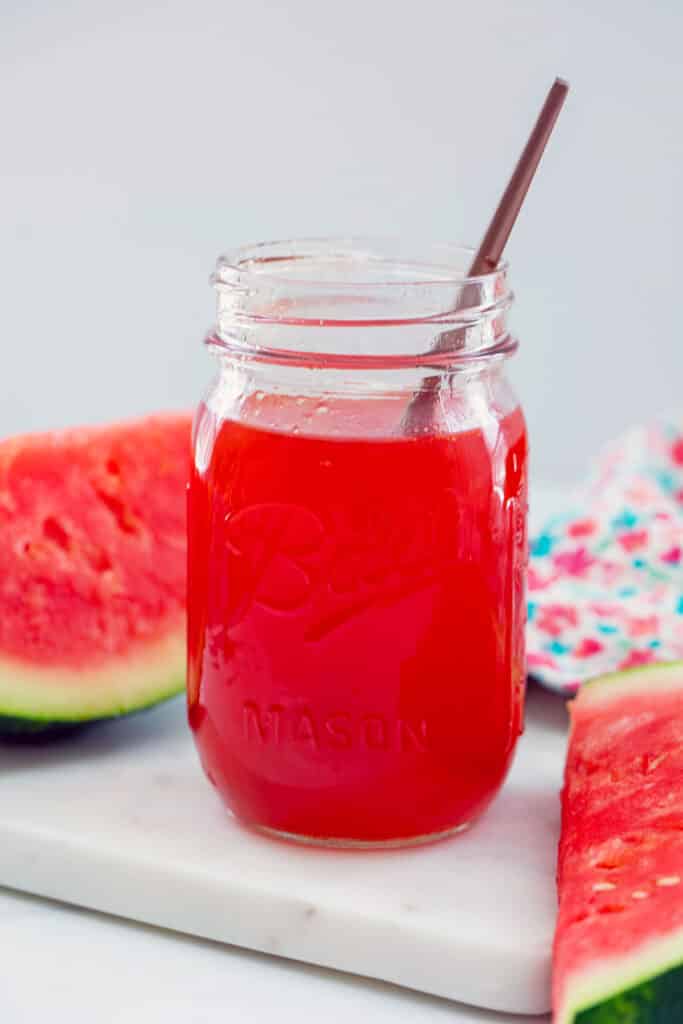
(527, 422, 683, 696)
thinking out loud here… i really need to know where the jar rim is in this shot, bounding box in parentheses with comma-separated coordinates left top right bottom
(210, 237, 515, 370)
(214, 236, 508, 290)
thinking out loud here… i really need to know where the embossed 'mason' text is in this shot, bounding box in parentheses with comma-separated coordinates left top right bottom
(242, 701, 429, 753)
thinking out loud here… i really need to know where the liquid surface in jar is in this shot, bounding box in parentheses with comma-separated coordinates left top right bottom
(188, 396, 528, 843)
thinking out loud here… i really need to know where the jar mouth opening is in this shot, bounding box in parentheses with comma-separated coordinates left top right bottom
(214, 236, 508, 292)
(211, 237, 515, 369)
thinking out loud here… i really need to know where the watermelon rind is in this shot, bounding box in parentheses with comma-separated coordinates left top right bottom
(557, 660, 683, 1024)
(557, 928, 683, 1023)
(571, 660, 683, 710)
(0, 629, 185, 736)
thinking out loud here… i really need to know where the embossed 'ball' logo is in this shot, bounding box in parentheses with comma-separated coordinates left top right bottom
(222, 494, 470, 635)
(225, 503, 324, 614)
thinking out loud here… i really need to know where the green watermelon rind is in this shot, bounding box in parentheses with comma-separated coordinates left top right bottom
(557, 928, 683, 1024)
(558, 660, 683, 1024)
(572, 659, 683, 710)
(0, 680, 184, 737)
(0, 628, 186, 736)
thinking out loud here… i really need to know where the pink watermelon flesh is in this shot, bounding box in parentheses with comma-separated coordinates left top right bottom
(0, 414, 190, 726)
(554, 662, 683, 1023)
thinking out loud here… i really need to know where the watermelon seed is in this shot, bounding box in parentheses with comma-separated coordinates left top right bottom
(656, 876, 680, 887)
(86, 548, 113, 574)
(631, 891, 649, 900)
(592, 882, 617, 892)
(42, 516, 71, 552)
(639, 751, 669, 774)
(95, 489, 139, 535)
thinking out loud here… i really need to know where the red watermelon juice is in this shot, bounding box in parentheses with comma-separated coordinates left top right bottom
(188, 397, 528, 845)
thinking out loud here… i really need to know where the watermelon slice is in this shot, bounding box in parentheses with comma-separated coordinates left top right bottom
(554, 662, 683, 1023)
(0, 414, 190, 733)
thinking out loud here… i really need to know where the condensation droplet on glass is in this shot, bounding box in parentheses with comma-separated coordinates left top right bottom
(254, 391, 265, 402)
(315, 403, 329, 416)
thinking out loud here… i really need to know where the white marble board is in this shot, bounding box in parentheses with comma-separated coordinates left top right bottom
(0, 686, 567, 1017)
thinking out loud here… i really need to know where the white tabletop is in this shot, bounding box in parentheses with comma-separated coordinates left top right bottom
(0, 489, 564, 1024)
(0, 885, 545, 1024)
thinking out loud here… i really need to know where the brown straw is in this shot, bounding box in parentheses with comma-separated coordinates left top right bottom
(468, 77, 569, 277)
(402, 77, 569, 434)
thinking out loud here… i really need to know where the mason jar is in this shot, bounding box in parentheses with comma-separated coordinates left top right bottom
(188, 237, 528, 848)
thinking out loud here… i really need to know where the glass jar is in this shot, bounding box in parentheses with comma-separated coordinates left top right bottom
(188, 237, 528, 848)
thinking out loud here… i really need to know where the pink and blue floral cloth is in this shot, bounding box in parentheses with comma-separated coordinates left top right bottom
(527, 423, 683, 696)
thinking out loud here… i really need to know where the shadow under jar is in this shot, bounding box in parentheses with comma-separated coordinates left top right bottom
(188, 238, 528, 848)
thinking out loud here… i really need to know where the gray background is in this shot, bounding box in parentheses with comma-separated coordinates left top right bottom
(2, 0, 681, 484)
